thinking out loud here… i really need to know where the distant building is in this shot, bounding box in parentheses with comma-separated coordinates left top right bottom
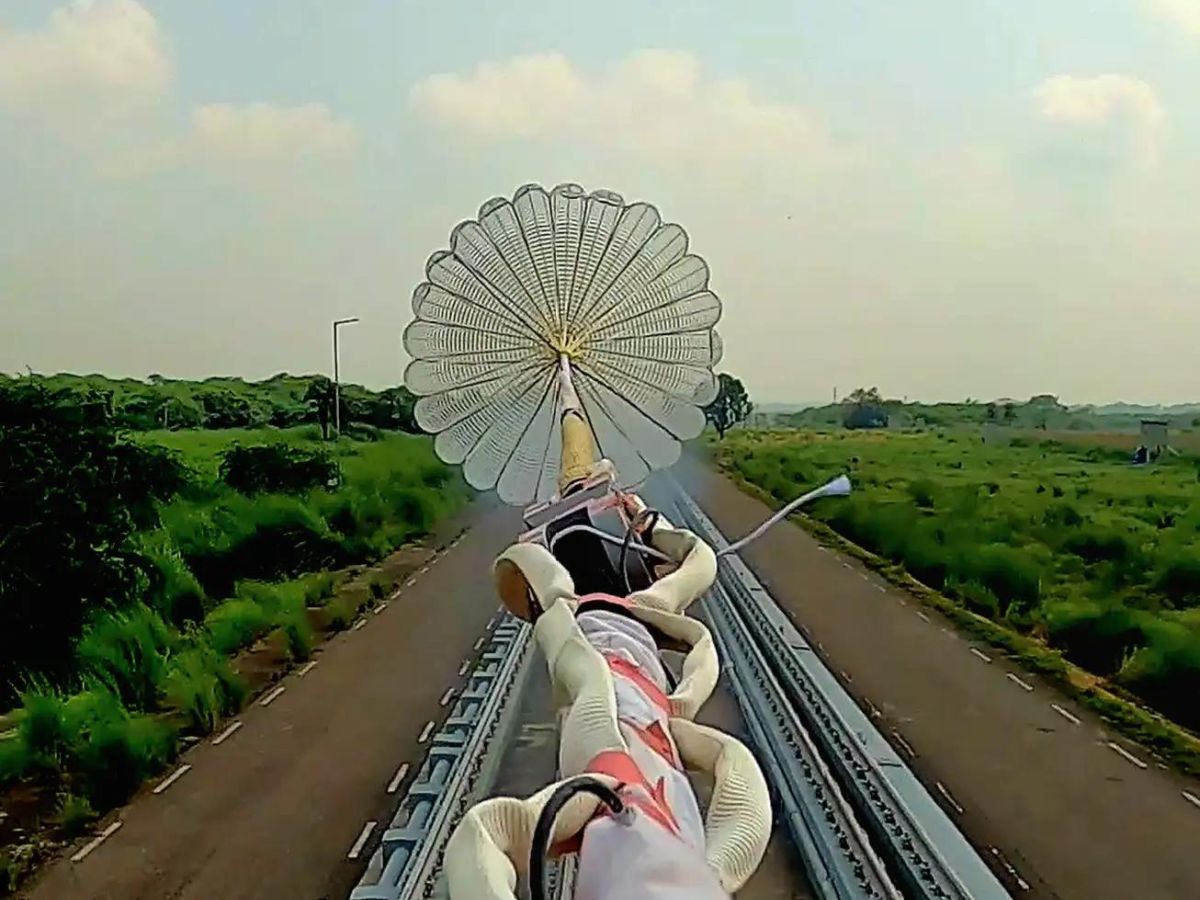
(1140, 419, 1169, 453)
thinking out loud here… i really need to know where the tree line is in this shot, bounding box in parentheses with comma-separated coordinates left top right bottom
(0, 372, 418, 437)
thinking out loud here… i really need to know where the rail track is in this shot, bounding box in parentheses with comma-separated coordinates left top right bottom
(350, 483, 1012, 900)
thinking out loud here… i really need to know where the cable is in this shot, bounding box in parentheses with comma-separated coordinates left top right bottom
(530, 777, 626, 900)
(717, 474, 852, 557)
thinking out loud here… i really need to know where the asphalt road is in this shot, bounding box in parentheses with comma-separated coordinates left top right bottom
(24, 464, 1200, 900)
(674, 459, 1200, 900)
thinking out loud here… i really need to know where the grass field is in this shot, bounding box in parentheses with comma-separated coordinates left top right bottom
(714, 429, 1200, 734)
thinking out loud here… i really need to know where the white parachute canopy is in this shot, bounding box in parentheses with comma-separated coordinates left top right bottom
(403, 183, 724, 506)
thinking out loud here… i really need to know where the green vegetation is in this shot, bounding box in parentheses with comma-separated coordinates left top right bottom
(715, 429, 1200, 739)
(703, 373, 754, 438)
(0, 376, 468, 871)
(775, 391, 1200, 437)
(1, 372, 417, 434)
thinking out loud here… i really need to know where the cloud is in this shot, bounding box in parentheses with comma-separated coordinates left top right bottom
(409, 49, 833, 173)
(0, 0, 171, 119)
(1146, 0, 1200, 38)
(103, 102, 359, 180)
(188, 103, 358, 161)
(1032, 74, 1164, 165)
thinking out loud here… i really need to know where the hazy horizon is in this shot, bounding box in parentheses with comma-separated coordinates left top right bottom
(4, 2, 1200, 406)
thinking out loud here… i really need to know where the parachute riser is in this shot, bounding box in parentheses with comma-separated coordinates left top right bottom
(557, 354, 600, 496)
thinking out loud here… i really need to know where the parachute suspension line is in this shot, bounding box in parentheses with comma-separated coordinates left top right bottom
(717, 475, 853, 557)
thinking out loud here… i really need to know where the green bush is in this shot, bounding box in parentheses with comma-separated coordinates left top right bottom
(16, 684, 70, 767)
(1044, 602, 1145, 675)
(219, 443, 339, 495)
(204, 599, 270, 655)
(54, 792, 97, 836)
(0, 734, 30, 785)
(166, 493, 348, 597)
(75, 606, 174, 710)
(73, 709, 173, 807)
(1155, 557, 1200, 607)
(907, 479, 938, 509)
(162, 642, 245, 732)
(1063, 528, 1136, 564)
(140, 531, 208, 625)
(956, 544, 1041, 614)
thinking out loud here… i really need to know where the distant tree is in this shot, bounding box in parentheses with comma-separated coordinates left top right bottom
(303, 377, 336, 440)
(704, 373, 754, 439)
(1003, 402, 1016, 423)
(985, 403, 998, 421)
(843, 386, 889, 430)
(196, 389, 254, 429)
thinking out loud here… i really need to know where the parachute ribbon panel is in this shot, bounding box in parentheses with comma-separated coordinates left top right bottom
(403, 183, 723, 506)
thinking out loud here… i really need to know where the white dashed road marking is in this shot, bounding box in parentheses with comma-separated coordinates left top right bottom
(916, 612, 931, 623)
(990, 847, 1031, 891)
(970, 648, 992, 663)
(153, 764, 192, 795)
(1006, 673, 1034, 692)
(439, 688, 455, 707)
(418, 721, 435, 744)
(297, 660, 318, 677)
(1050, 703, 1080, 725)
(474, 637, 485, 651)
(260, 685, 286, 707)
(347, 821, 376, 860)
(352, 618, 367, 632)
(936, 781, 965, 815)
(458, 660, 470, 676)
(212, 720, 242, 746)
(1183, 790, 1200, 811)
(891, 730, 916, 759)
(71, 821, 122, 863)
(375, 601, 388, 614)
(387, 763, 411, 794)
(1107, 742, 1147, 769)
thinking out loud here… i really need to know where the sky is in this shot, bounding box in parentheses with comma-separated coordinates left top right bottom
(1, 0, 1198, 405)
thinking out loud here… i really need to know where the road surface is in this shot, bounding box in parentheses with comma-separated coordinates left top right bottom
(675, 459, 1200, 900)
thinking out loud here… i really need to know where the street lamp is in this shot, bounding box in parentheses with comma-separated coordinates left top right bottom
(332, 317, 359, 437)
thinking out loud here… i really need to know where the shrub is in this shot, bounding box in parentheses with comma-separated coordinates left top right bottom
(907, 479, 937, 509)
(1063, 528, 1136, 565)
(0, 734, 30, 785)
(958, 544, 1041, 614)
(54, 792, 97, 837)
(1155, 557, 1200, 608)
(17, 684, 70, 767)
(950, 578, 1001, 618)
(1117, 622, 1200, 730)
(74, 710, 173, 807)
(205, 599, 271, 656)
(75, 605, 174, 710)
(1043, 503, 1084, 528)
(167, 494, 347, 597)
(219, 443, 339, 495)
(162, 642, 245, 733)
(1045, 602, 1145, 676)
(140, 531, 207, 626)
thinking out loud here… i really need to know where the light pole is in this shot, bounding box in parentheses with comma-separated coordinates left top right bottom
(332, 317, 359, 437)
